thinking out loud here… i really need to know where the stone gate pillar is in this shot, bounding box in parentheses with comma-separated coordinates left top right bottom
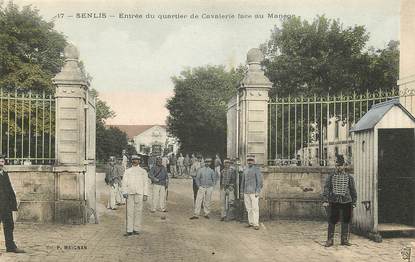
(238, 48, 272, 165)
(399, 0, 415, 116)
(52, 44, 88, 223)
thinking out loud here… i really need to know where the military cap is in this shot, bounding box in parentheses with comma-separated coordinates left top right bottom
(131, 155, 140, 160)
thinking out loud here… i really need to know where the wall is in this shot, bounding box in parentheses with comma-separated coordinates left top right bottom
(6, 165, 55, 223)
(260, 166, 338, 220)
(6, 165, 87, 224)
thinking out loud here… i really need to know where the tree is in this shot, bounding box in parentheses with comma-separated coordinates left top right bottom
(263, 16, 400, 163)
(262, 15, 399, 97)
(0, 1, 67, 93)
(89, 88, 132, 161)
(96, 126, 132, 161)
(166, 65, 244, 157)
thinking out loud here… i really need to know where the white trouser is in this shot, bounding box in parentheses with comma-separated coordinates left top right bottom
(108, 184, 117, 209)
(220, 188, 235, 218)
(244, 193, 259, 226)
(126, 194, 144, 233)
(194, 187, 213, 216)
(115, 184, 125, 204)
(170, 165, 177, 177)
(178, 165, 184, 176)
(215, 166, 221, 176)
(151, 184, 166, 211)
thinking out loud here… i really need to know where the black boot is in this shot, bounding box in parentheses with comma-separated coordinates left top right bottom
(341, 223, 351, 246)
(325, 223, 335, 247)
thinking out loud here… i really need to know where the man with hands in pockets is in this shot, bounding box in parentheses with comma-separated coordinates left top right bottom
(240, 155, 263, 230)
(122, 155, 150, 236)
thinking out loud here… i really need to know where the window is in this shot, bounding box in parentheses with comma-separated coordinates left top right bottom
(334, 147, 339, 156)
(152, 144, 162, 156)
(140, 144, 146, 153)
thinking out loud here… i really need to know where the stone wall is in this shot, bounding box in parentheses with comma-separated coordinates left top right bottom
(259, 166, 341, 221)
(6, 165, 86, 224)
(6, 165, 55, 223)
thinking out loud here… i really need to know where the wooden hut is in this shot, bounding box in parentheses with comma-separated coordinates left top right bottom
(350, 99, 415, 240)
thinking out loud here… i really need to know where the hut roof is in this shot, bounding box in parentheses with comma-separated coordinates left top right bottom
(350, 98, 415, 133)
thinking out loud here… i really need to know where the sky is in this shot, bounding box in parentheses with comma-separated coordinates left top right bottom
(13, 0, 400, 125)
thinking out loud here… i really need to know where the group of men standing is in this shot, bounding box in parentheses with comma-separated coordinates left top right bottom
(105, 151, 265, 234)
(103, 150, 356, 246)
(189, 155, 264, 230)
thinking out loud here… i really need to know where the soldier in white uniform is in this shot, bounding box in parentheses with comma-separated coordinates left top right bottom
(121, 155, 150, 236)
(122, 149, 128, 169)
(177, 153, 185, 177)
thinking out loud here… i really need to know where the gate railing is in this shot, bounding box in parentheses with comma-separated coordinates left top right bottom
(0, 89, 55, 164)
(268, 88, 415, 166)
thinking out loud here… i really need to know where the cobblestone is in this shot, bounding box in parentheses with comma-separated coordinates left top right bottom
(0, 174, 414, 261)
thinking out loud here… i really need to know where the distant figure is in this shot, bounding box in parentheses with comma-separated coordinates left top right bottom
(116, 158, 126, 205)
(322, 154, 357, 247)
(148, 154, 156, 171)
(241, 155, 263, 230)
(214, 154, 222, 177)
(190, 154, 197, 166)
(161, 155, 169, 169)
(121, 155, 150, 236)
(149, 157, 169, 214)
(122, 149, 128, 169)
(220, 159, 237, 221)
(177, 153, 185, 177)
(190, 155, 202, 203)
(0, 155, 25, 253)
(105, 156, 124, 210)
(190, 158, 217, 220)
(169, 153, 178, 178)
(184, 154, 191, 176)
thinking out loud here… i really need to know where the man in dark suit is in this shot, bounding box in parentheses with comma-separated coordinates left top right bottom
(0, 155, 25, 253)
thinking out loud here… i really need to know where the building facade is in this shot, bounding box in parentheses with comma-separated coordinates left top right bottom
(112, 125, 179, 156)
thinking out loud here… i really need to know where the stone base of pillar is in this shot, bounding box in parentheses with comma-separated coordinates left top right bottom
(17, 201, 55, 223)
(54, 200, 86, 224)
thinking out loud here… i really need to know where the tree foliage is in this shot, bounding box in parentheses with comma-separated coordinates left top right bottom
(0, 1, 67, 93)
(262, 15, 399, 97)
(89, 88, 133, 161)
(96, 125, 136, 162)
(166, 65, 244, 157)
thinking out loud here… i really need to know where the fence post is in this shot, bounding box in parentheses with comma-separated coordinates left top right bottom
(52, 44, 89, 224)
(398, 0, 415, 116)
(238, 48, 272, 166)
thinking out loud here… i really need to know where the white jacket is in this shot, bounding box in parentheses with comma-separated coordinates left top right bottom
(121, 166, 150, 195)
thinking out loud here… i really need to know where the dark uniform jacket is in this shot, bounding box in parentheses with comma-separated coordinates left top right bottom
(149, 165, 169, 186)
(105, 164, 124, 186)
(220, 168, 237, 190)
(0, 170, 18, 213)
(322, 168, 357, 205)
